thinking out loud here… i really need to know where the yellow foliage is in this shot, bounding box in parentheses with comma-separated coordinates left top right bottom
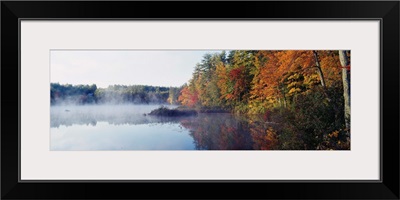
(287, 82, 300, 88)
(288, 88, 301, 95)
(304, 74, 320, 86)
(328, 130, 339, 138)
(287, 73, 300, 81)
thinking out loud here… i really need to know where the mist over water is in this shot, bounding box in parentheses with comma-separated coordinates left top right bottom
(50, 104, 275, 150)
(50, 104, 178, 127)
(50, 104, 195, 150)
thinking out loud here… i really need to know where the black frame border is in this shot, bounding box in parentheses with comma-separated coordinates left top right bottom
(17, 18, 383, 184)
(2, 1, 399, 199)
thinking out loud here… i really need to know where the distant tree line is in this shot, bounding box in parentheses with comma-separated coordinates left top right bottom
(50, 83, 182, 105)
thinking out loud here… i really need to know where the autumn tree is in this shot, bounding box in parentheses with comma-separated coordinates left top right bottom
(177, 50, 349, 150)
(178, 84, 198, 107)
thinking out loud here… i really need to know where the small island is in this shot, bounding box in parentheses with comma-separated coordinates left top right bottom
(148, 106, 198, 117)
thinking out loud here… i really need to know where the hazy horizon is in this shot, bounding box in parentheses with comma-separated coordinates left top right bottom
(50, 82, 183, 89)
(50, 50, 223, 88)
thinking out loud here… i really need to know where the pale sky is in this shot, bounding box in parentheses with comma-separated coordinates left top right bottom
(50, 50, 222, 88)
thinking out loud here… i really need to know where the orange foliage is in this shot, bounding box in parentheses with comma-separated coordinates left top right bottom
(182, 50, 343, 114)
(178, 86, 198, 107)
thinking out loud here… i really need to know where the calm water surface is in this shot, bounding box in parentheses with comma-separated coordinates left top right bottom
(50, 105, 273, 150)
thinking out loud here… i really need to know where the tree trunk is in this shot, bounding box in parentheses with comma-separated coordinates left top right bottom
(283, 95, 287, 108)
(313, 51, 330, 102)
(339, 50, 351, 135)
(313, 51, 326, 88)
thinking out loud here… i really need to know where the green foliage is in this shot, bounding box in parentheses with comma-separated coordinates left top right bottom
(268, 85, 346, 150)
(51, 83, 97, 105)
(50, 83, 181, 105)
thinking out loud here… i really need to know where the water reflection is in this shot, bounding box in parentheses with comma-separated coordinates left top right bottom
(180, 114, 253, 150)
(181, 114, 278, 150)
(51, 105, 278, 150)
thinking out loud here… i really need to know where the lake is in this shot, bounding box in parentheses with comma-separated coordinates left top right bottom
(50, 105, 276, 150)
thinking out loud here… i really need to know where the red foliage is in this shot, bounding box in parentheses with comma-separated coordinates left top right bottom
(178, 86, 198, 107)
(229, 65, 247, 101)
